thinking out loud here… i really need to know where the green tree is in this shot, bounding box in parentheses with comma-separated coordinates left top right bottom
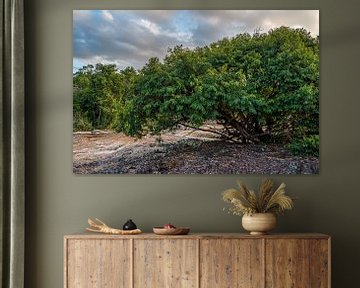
(117, 27, 319, 150)
(73, 64, 126, 130)
(73, 27, 319, 155)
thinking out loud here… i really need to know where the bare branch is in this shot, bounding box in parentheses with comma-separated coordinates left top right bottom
(86, 218, 142, 235)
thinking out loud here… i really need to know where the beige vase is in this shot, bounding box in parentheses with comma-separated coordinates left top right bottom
(242, 213, 276, 235)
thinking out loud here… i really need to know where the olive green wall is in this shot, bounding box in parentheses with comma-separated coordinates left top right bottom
(24, 0, 360, 287)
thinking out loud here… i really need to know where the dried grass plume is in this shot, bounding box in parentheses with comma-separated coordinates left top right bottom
(222, 179, 294, 216)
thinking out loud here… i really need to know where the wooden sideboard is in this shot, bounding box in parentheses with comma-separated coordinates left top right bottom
(64, 233, 330, 288)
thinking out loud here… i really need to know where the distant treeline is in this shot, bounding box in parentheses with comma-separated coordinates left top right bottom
(73, 27, 319, 156)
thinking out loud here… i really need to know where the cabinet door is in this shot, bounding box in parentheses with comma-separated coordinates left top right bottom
(66, 239, 131, 288)
(309, 239, 330, 288)
(266, 239, 310, 288)
(134, 239, 198, 288)
(200, 239, 264, 288)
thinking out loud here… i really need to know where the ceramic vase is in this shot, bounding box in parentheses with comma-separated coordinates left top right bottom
(242, 213, 276, 235)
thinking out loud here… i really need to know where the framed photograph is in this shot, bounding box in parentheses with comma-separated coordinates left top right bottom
(72, 10, 319, 175)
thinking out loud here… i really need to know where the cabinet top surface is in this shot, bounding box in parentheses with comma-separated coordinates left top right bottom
(64, 232, 330, 240)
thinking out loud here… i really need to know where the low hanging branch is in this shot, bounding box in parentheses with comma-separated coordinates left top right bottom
(181, 122, 264, 144)
(86, 218, 142, 235)
(180, 123, 243, 144)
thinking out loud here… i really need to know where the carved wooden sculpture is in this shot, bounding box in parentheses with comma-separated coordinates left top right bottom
(86, 218, 142, 235)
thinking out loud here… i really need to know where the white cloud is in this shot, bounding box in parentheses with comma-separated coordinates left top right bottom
(102, 10, 114, 22)
(73, 10, 319, 71)
(137, 19, 161, 35)
(135, 18, 192, 44)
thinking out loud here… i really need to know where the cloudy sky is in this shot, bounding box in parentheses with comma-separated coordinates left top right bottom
(73, 10, 319, 72)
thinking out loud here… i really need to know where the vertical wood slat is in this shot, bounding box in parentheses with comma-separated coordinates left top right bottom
(64, 238, 68, 288)
(200, 239, 264, 288)
(309, 239, 330, 288)
(262, 238, 266, 288)
(130, 238, 134, 288)
(66, 239, 131, 288)
(196, 238, 200, 288)
(133, 239, 197, 288)
(265, 239, 310, 288)
(328, 238, 331, 288)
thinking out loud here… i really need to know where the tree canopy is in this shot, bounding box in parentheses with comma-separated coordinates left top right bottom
(73, 27, 319, 155)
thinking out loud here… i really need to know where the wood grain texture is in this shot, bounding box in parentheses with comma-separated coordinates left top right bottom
(64, 234, 330, 288)
(310, 239, 330, 288)
(133, 239, 197, 288)
(200, 239, 264, 288)
(265, 239, 310, 288)
(64, 239, 68, 288)
(66, 239, 131, 288)
(65, 233, 330, 240)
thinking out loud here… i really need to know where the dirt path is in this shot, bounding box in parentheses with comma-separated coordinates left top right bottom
(73, 129, 319, 174)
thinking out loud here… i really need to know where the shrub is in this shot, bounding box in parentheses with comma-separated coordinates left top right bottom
(73, 112, 93, 131)
(286, 135, 319, 157)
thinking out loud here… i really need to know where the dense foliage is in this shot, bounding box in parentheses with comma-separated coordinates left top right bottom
(73, 27, 319, 156)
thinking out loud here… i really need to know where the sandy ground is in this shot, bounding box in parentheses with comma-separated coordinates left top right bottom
(73, 127, 319, 175)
